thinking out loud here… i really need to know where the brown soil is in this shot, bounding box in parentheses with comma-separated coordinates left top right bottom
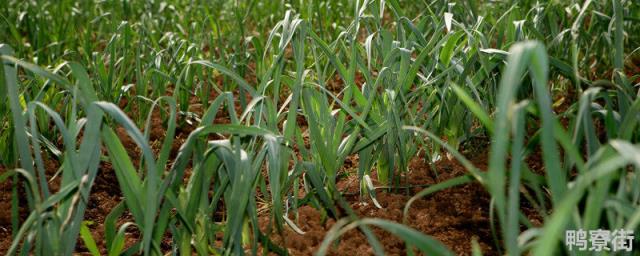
(0, 164, 18, 253)
(0, 90, 540, 255)
(0, 159, 61, 253)
(258, 153, 501, 256)
(0, 127, 511, 256)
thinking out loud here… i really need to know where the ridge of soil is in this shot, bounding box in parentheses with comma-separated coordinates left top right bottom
(0, 92, 542, 255)
(0, 140, 510, 256)
(258, 152, 503, 256)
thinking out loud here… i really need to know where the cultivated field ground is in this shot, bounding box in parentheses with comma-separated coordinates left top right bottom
(0, 0, 639, 255)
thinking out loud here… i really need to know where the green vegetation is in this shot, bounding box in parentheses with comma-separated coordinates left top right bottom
(1, 0, 639, 255)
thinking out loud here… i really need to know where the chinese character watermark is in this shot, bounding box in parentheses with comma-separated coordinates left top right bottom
(566, 229, 634, 252)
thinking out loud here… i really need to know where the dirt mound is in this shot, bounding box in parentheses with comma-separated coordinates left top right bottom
(261, 156, 499, 256)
